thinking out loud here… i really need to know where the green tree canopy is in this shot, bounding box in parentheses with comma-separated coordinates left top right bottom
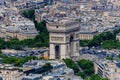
(90, 74, 108, 80)
(77, 71, 87, 79)
(63, 58, 79, 73)
(77, 59, 94, 76)
(23, 8, 35, 20)
(42, 63, 53, 72)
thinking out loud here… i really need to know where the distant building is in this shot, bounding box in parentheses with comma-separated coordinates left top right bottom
(0, 70, 24, 80)
(94, 60, 120, 80)
(0, 21, 38, 41)
(22, 74, 42, 80)
(35, 9, 48, 23)
(79, 31, 98, 40)
(44, 0, 53, 5)
(42, 73, 83, 80)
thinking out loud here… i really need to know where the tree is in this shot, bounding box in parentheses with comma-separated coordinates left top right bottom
(88, 31, 116, 47)
(80, 40, 90, 47)
(42, 63, 53, 72)
(106, 56, 113, 60)
(102, 40, 120, 49)
(0, 38, 5, 49)
(0, 54, 37, 66)
(63, 58, 79, 73)
(80, 28, 120, 49)
(77, 59, 94, 76)
(118, 54, 120, 59)
(90, 74, 101, 80)
(77, 71, 87, 79)
(90, 74, 108, 80)
(23, 8, 35, 20)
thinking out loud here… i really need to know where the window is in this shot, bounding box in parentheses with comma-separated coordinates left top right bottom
(56, 26, 59, 28)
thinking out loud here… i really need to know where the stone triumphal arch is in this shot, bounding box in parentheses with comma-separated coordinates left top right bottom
(47, 19, 80, 59)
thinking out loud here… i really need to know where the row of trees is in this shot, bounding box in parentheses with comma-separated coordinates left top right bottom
(63, 58, 108, 80)
(102, 40, 120, 49)
(88, 31, 115, 47)
(80, 40, 90, 47)
(77, 59, 94, 76)
(63, 59, 94, 77)
(90, 74, 108, 80)
(80, 28, 120, 49)
(0, 54, 37, 66)
(63, 58, 79, 74)
(78, 73, 108, 80)
(77, 59, 95, 79)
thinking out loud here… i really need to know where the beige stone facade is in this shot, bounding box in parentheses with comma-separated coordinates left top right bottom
(94, 60, 120, 80)
(35, 12, 42, 23)
(47, 19, 80, 59)
(0, 31, 37, 41)
(79, 31, 98, 40)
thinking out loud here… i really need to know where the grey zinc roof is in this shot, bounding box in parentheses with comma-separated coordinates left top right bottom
(79, 31, 98, 34)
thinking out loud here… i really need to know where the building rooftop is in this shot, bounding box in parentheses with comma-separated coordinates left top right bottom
(22, 74, 42, 79)
(79, 30, 98, 34)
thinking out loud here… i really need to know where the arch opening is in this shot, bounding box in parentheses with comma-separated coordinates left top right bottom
(55, 45, 60, 59)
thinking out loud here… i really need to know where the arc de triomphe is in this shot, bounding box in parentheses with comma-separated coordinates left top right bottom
(46, 19, 80, 59)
